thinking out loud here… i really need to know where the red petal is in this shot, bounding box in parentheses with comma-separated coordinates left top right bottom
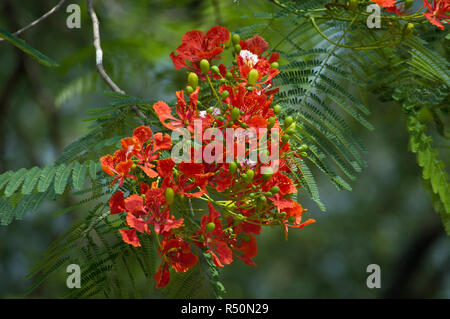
(154, 262, 170, 288)
(109, 191, 125, 214)
(119, 229, 140, 247)
(153, 132, 172, 151)
(124, 194, 145, 214)
(133, 126, 153, 145)
(240, 35, 268, 55)
(157, 158, 175, 176)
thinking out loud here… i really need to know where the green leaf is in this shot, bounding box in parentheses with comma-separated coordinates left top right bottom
(37, 166, 58, 193)
(4, 168, 28, 197)
(21, 167, 41, 195)
(0, 28, 59, 67)
(72, 162, 88, 191)
(54, 163, 74, 195)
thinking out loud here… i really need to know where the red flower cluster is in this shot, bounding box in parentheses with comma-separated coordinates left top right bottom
(372, 0, 449, 29)
(100, 26, 315, 289)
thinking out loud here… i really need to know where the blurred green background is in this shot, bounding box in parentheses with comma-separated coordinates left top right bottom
(0, 0, 448, 298)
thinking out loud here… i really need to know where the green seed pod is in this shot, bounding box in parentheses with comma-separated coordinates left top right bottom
(284, 116, 294, 128)
(348, 0, 359, 11)
(226, 72, 233, 80)
(187, 72, 198, 89)
(221, 90, 230, 99)
(232, 34, 241, 45)
(211, 65, 220, 74)
(271, 62, 279, 69)
(165, 187, 175, 206)
(270, 186, 280, 194)
(262, 167, 274, 181)
(206, 222, 216, 234)
(273, 104, 282, 115)
(229, 162, 237, 174)
(231, 107, 240, 121)
(200, 59, 210, 74)
(234, 44, 242, 53)
(268, 117, 276, 129)
(186, 85, 194, 95)
(288, 216, 296, 223)
(248, 69, 259, 86)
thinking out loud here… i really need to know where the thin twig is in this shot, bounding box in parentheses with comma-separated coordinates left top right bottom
(87, 0, 146, 120)
(0, 0, 68, 42)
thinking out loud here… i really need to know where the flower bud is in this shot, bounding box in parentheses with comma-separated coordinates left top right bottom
(288, 216, 296, 223)
(200, 59, 210, 74)
(273, 104, 282, 115)
(281, 134, 290, 144)
(221, 90, 230, 99)
(231, 107, 240, 121)
(211, 65, 220, 74)
(229, 162, 237, 174)
(271, 62, 279, 69)
(232, 34, 240, 45)
(234, 44, 242, 53)
(165, 187, 175, 206)
(262, 167, 274, 181)
(270, 186, 280, 194)
(284, 116, 293, 128)
(245, 169, 255, 182)
(186, 85, 194, 95)
(268, 117, 276, 129)
(206, 222, 216, 234)
(188, 72, 198, 89)
(299, 144, 309, 152)
(226, 72, 233, 80)
(248, 69, 259, 86)
(241, 123, 247, 129)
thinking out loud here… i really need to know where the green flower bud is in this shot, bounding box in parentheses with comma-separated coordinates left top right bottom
(246, 86, 254, 92)
(281, 134, 290, 144)
(299, 144, 309, 152)
(232, 34, 241, 45)
(262, 167, 274, 181)
(245, 169, 255, 182)
(217, 116, 225, 122)
(248, 69, 259, 86)
(273, 104, 282, 115)
(234, 44, 242, 53)
(284, 116, 294, 128)
(287, 123, 296, 135)
(221, 90, 230, 99)
(270, 186, 280, 194)
(165, 187, 175, 206)
(300, 151, 308, 157)
(241, 123, 247, 129)
(226, 72, 233, 80)
(206, 222, 216, 234)
(188, 72, 198, 89)
(288, 216, 296, 223)
(231, 107, 240, 121)
(220, 78, 227, 84)
(268, 117, 276, 129)
(186, 85, 194, 95)
(200, 59, 210, 74)
(270, 62, 279, 69)
(229, 162, 237, 174)
(211, 65, 220, 74)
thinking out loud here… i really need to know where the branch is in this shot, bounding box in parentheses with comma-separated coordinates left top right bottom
(0, 0, 68, 42)
(87, 0, 146, 120)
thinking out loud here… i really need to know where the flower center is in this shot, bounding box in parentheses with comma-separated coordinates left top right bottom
(240, 49, 259, 67)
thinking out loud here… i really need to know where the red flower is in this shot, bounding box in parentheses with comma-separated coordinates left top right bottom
(281, 201, 316, 240)
(154, 238, 199, 288)
(423, 0, 450, 29)
(235, 234, 258, 266)
(195, 203, 233, 267)
(371, 0, 397, 7)
(170, 25, 230, 73)
(119, 229, 140, 247)
(100, 151, 135, 187)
